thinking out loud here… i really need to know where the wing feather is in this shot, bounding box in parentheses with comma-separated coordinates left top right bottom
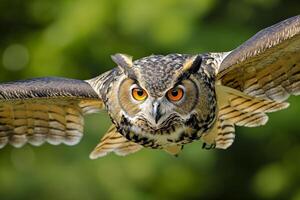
(89, 125, 142, 159)
(203, 85, 289, 149)
(218, 15, 300, 102)
(0, 76, 106, 149)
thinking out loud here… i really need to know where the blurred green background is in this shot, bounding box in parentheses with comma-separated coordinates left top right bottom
(0, 0, 299, 199)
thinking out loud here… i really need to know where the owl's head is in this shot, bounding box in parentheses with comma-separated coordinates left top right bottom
(109, 53, 216, 146)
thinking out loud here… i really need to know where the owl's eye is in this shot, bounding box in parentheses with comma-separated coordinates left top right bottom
(132, 88, 148, 101)
(167, 87, 184, 102)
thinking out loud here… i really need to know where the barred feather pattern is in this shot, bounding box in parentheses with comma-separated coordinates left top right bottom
(89, 125, 142, 159)
(212, 85, 289, 149)
(0, 99, 100, 149)
(215, 119, 235, 149)
(219, 93, 289, 127)
(221, 58, 300, 102)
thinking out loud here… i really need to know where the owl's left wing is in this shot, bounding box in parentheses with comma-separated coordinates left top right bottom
(218, 15, 300, 101)
(0, 76, 104, 149)
(203, 15, 300, 149)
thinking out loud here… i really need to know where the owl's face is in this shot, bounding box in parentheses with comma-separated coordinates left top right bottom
(108, 54, 216, 148)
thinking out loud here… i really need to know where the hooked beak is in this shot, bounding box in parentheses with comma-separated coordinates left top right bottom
(152, 102, 162, 124)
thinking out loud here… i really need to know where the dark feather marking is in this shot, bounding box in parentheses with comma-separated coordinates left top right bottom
(220, 131, 235, 136)
(235, 101, 261, 111)
(216, 137, 235, 142)
(231, 99, 252, 108)
(98, 141, 127, 148)
(219, 124, 234, 129)
(219, 110, 241, 119)
(235, 113, 264, 125)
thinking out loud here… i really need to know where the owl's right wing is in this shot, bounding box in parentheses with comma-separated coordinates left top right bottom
(0, 71, 113, 149)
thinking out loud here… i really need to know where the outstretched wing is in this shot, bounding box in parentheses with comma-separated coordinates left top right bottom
(218, 15, 300, 101)
(206, 16, 300, 149)
(0, 76, 104, 149)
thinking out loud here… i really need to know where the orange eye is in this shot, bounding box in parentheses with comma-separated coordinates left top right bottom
(167, 87, 184, 102)
(132, 88, 148, 101)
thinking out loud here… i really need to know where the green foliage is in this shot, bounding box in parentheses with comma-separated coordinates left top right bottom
(0, 0, 299, 199)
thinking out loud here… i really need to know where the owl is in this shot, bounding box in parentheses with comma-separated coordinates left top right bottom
(0, 15, 299, 159)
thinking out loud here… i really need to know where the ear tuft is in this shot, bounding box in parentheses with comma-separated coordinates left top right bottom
(111, 53, 137, 79)
(182, 55, 202, 74)
(111, 53, 133, 71)
(176, 55, 202, 82)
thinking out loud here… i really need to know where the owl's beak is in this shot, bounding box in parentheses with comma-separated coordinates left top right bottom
(152, 102, 162, 124)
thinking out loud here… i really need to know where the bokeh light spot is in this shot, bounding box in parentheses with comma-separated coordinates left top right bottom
(253, 164, 289, 198)
(2, 44, 29, 71)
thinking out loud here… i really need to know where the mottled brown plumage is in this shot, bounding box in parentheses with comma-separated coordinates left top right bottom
(0, 15, 300, 158)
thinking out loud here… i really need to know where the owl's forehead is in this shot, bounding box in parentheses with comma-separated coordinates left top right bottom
(132, 54, 193, 97)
